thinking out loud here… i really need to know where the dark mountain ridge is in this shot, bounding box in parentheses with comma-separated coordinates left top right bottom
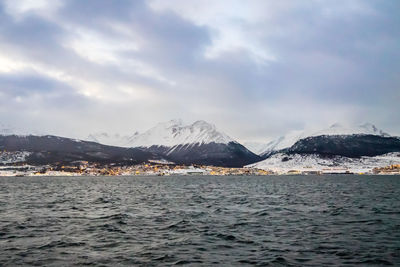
(0, 135, 157, 165)
(0, 135, 261, 167)
(287, 134, 400, 158)
(143, 142, 262, 167)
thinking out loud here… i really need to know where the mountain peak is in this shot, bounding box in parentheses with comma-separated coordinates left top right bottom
(360, 122, 375, 128)
(160, 119, 184, 128)
(359, 122, 389, 137)
(191, 120, 215, 131)
(126, 119, 233, 148)
(329, 122, 343, 128)
(359, 122, 376, 132)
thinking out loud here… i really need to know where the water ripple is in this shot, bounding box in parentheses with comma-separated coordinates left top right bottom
(0, 175, 399, 266)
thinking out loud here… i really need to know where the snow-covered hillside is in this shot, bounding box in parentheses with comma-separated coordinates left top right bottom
(247, 152, 400, 174)
(257, 123, 390, 156)
(126, 119, 234, 148)
(261, 130, 306, 155)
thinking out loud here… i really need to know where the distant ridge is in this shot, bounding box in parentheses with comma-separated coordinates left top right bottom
(0, 120, 261, 167)
(0, 135, 157, 165)
(288, 134, 400, 158)
(249, 122, 391, 157)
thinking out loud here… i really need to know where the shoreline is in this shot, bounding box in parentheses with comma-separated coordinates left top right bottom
(2, 173, 400, 178)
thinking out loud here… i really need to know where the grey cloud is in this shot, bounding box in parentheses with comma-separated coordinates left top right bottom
(0, 0, 399, 141)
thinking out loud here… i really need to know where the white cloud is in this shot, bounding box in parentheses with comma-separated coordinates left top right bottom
(0, 52, 157, 103)
(149, 0, 276, 63)
(3, 0, 63, 20)
(64, 27, 139, 65)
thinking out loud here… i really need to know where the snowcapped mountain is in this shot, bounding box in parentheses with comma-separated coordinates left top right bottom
(86, 119, 234, 148)
(86, 119, 260, 167)
(256, 123, 390, 156)
(125, 119, 259, 167)
(246, 123, 400, 173)
(126, 119, 234, 148)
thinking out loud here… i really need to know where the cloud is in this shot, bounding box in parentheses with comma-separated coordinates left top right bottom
(2, 0, 63, 20)
(0, 0, 399, 141)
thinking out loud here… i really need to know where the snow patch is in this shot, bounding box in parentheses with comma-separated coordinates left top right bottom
(248, 152, 400, 174)
(0, 151, 31, 164)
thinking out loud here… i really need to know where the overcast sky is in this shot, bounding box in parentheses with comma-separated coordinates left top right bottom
(0, 0, 399, 142)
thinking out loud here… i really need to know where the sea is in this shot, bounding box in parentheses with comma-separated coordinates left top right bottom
(0, 175, 399, 266)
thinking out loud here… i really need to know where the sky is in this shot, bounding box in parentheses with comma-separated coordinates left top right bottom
(0, 0, 399, 142)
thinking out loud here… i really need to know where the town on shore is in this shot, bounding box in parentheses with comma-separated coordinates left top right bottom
(1, 160, 399, 177)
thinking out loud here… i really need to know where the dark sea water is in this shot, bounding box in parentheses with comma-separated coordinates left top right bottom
(0, 175, 400, 266)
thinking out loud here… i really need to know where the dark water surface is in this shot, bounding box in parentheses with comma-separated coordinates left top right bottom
(0, 175, 400, 266)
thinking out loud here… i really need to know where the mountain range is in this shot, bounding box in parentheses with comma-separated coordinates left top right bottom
(245, 122, 391, 156)
(1, 120, 260, 167)
(1, 120, 399, 169)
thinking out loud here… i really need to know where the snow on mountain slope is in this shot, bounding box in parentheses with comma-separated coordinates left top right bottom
(0, 124, 15, 136)
(126, 119, 234, 148)
(247, 152, 400, 174)
(261, 130, 305, 155)
(242, 142, 271, 155)
(0, 123, 46, 137)
(245, 130, 309, 156)
(86, 132, 136, 147)
(0, 123, 33, 136)
(312, 123, 389, 137)
(258, 123, 390, 156)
